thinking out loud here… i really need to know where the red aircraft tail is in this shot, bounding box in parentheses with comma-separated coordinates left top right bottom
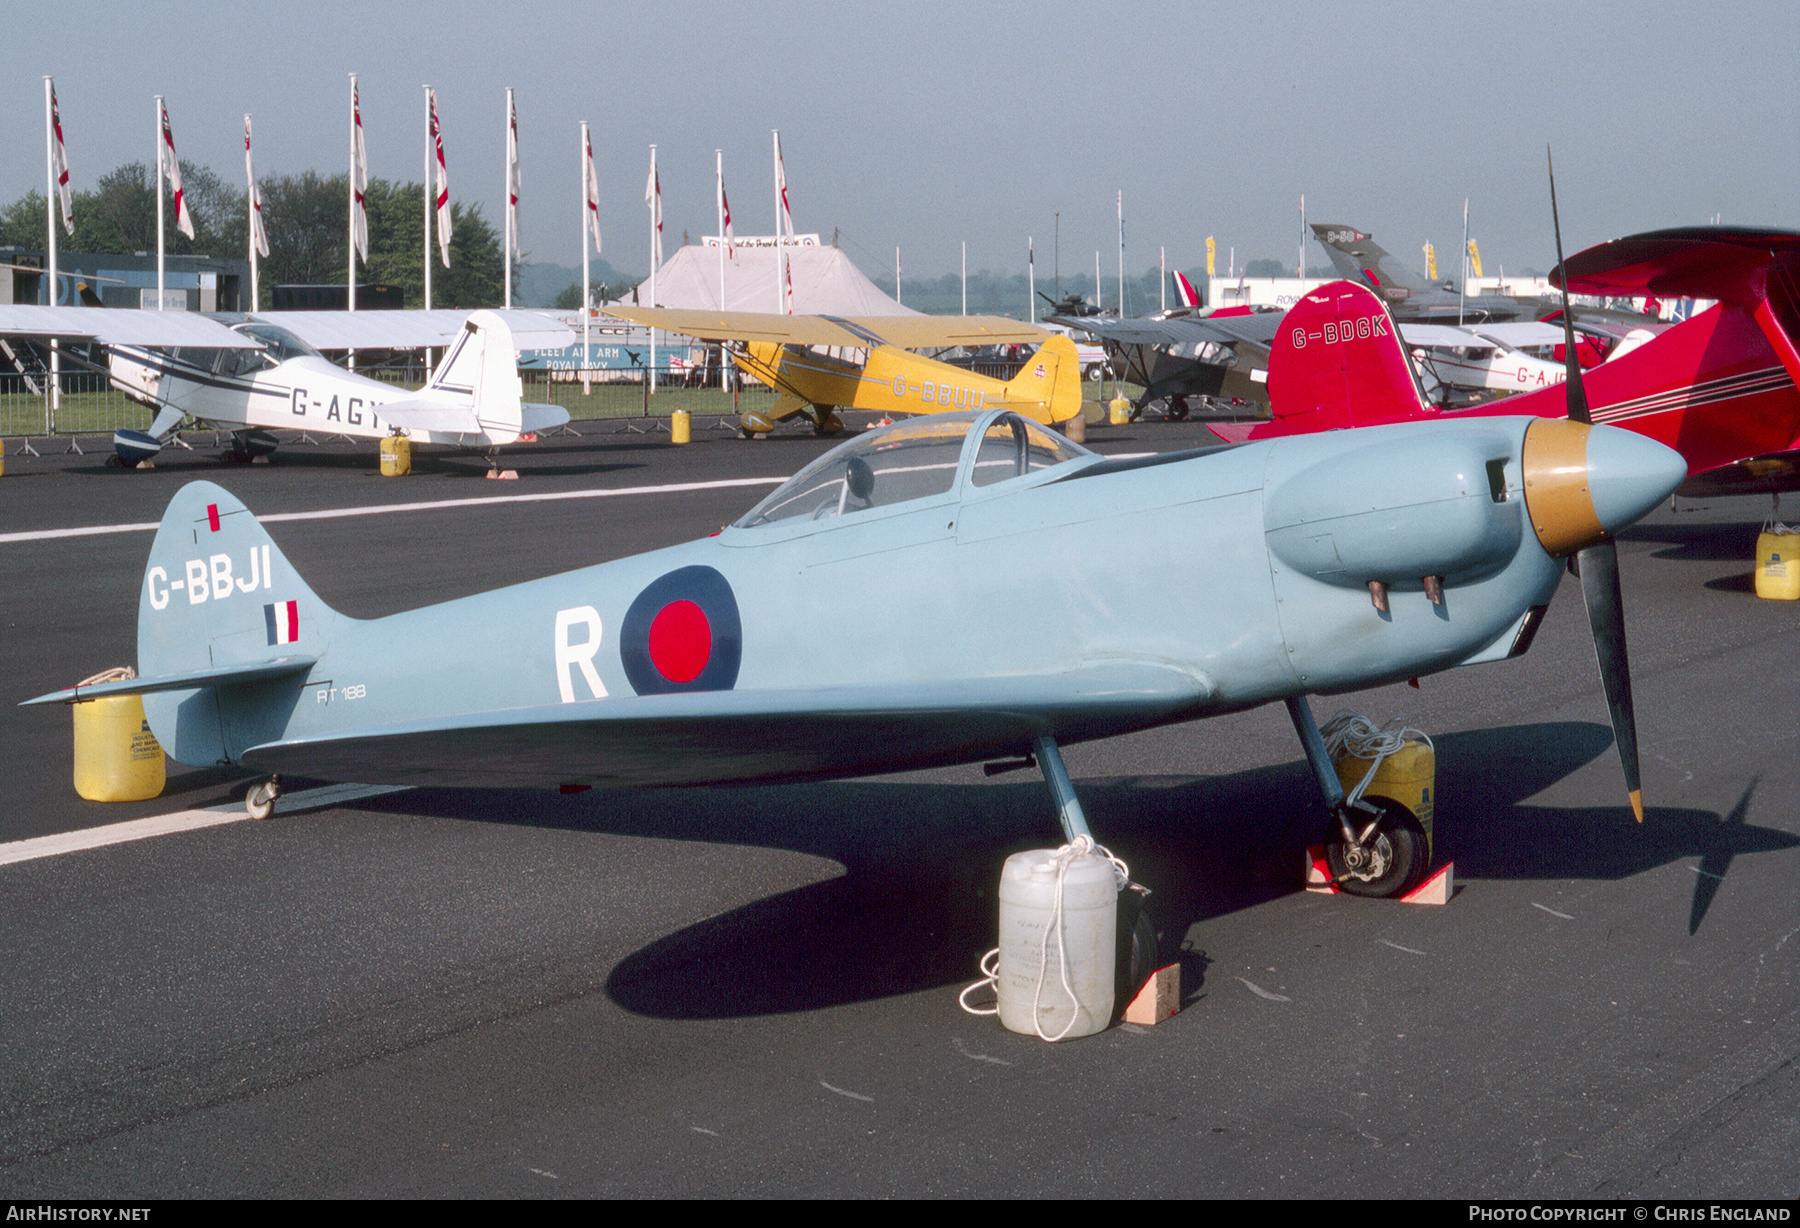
(1171, 269, 1201, 309)
(1258, 279, 1431, 435)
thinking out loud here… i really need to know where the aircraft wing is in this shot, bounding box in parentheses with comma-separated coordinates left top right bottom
(1558, 227, 1800, 303)
(602, 306, 1048, 350)
(247, 309, 574, 352)
(1050, 312, 1283, 350)
(1469, 322, 1566, 349)
(0, 305, 259, 348)
(238, 663, 1214, 790)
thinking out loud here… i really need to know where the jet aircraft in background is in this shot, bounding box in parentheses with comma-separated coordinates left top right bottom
(602, 306, 1081, 437)
(1310, 222, 1543, 323)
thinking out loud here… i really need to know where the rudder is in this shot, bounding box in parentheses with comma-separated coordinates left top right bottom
(427, 310, 527, 441)
(1003, 334, 1084, 424)
(1264, 280, 1431, 434)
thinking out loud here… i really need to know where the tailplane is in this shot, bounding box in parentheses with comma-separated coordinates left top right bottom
(1001, 334, 1084, 424)
(1262, 280, 1432, 434)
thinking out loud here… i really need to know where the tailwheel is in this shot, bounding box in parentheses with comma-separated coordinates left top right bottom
(245, 775, 282, 821)
(1324, 795, 1430, 898)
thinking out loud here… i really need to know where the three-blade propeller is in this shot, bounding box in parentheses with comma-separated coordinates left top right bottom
(1549, 146, 1645, 822)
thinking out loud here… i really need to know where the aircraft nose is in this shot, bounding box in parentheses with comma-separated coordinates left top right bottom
(1521, 418, 1687, 556)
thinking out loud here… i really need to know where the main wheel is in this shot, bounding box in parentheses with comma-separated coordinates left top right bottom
(1113, 891, 1158, 1018)
(1324, 796, 1429, 898)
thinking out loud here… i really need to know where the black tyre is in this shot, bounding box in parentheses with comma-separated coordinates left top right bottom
(1324, 796, 1430, 898)
(1113, 891, 1158, 1017)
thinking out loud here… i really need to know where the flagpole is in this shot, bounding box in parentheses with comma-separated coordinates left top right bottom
(771, 130, 783, 315)
(1298, 194, 1306, 279)
(895, 247, 901, 307)
(647, 143, 657, 393)
(716, 149, 728, 392)
(246, 115, 260, 309)
(1160, 245, 1165, 313)
(155, 96, 165, 311)
(43, 78, 61, 427)
(423, 85, 432, 311)
(580, 121, 591, 396)
(348, 74, 358, 318)
(504, 87, 516, 309)
(961, 241, 966, 316)
(1460, 198, 1469, 327)
(1117, 189, 1124, 316)
(1027, 237, 1034, 321)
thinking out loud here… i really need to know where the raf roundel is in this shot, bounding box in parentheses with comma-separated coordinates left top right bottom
(618, 566, 743, 695)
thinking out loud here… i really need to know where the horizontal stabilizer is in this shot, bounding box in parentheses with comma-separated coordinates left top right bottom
(22, 655, 317, 707)
(520, 402, 570, 433)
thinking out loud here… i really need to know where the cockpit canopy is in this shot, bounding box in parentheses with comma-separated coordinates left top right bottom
(232, 321, 323, 363)
(735, 410, 1094, 528)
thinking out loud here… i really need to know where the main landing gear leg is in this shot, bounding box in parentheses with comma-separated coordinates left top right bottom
(1286, 696, 1429, 897)
(1032, 734, 1091, 844)
(1032, 734, 1156, 1011)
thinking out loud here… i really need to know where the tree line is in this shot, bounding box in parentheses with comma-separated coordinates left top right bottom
(0, 163, 506, 310)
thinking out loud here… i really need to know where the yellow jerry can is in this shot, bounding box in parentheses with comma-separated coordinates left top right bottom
(380, 434, 411, 477)
(72, 669, 166, 802)
(1755, 528, 1800, 600)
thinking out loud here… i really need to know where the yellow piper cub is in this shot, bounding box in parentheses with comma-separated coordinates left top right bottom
(603, 306, 1083, 437)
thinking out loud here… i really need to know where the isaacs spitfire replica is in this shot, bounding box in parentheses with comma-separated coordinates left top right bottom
(601, 306, 1082, 438)
(0, 305, 572, 466)
(28, 285, 1685, 913)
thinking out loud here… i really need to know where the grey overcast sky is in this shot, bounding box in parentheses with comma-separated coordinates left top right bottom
(4, 0, 1794, 285)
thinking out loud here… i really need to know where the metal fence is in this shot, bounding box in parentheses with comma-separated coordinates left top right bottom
(0, 359, 785, 443)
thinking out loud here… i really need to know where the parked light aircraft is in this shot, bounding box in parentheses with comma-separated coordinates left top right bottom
(26, 387, 1683, 953)
(1223, 228, 1800, 499)
(601, 306, 1080, 437)
(0, 306, 573, 466)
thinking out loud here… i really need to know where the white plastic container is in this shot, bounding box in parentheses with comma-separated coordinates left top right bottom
(996, 846, 1116, 1039)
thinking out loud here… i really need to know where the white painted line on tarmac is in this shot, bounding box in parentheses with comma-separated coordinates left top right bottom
(0, 782, 411, 867)
(0, 477, 787, 545)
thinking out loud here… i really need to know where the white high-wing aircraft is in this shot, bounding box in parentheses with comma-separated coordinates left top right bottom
(0, 306, 573, 465)
(1400, 319, 1659, 404)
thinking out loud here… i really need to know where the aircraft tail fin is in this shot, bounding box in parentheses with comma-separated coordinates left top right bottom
(424, 309, 530, 442)
(1263, 280, 1432, 433)
(1172, 270, 1201, 309)
(134, 481, 337, 685)
(1003, 334, 1084, 424)
(23, 482, 347, 763)
(1310, 223, 1431, 294)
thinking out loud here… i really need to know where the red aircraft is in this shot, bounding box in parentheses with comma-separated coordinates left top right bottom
(1210, 228, 1800, 499)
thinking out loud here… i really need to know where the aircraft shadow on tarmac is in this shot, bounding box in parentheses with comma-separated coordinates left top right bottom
(329, 720, 1793, 1021)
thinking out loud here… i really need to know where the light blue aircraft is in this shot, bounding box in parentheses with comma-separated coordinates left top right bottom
(28, 399, 1683, 911)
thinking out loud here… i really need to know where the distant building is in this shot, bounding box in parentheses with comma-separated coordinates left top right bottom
(0, 247, 250, 313)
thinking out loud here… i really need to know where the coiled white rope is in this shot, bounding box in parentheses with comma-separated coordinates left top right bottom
(1317, 710, 1432, 807)
(958, 835, 1130, 1043)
